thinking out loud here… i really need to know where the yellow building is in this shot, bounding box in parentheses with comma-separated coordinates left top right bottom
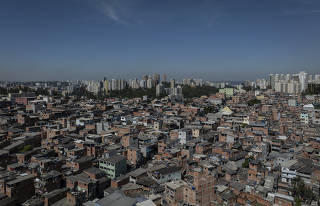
(103, 80, 109, 95)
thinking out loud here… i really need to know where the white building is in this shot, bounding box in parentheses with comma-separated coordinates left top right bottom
(156, 83, 164, 97)
(300, 113, 309, 124)
(288, 99, 296, 107)
(178, 129, 192, 144)
(147, 78, 153, 89)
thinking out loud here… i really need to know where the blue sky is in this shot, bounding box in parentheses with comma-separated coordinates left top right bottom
(0, 0, 320, 81)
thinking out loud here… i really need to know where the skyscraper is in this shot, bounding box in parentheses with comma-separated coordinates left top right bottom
(156, 83, 164, 97)
(111, 79, 117, 91)
(162, 74, 167, 83)
(140, 79, 146, 89)
(103, 78, 109, 95)
(154, 73, 160, 84)
(170, 79, 175, 88)
(131, 78, 139, 89)
(298, 71, 307, 91)
(142, 75, 148, 81)
(87, 80, 100, 95)
(147, 78, 153, 89)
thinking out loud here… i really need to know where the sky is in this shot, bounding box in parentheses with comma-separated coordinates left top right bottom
(0, 0, 320, 81)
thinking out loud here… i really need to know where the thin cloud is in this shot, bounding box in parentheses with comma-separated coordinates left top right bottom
(282, 0, 320, 5)
(87, 0, 224, 27)
(284, 9, 320, 15)
(92, 0, 127, 24)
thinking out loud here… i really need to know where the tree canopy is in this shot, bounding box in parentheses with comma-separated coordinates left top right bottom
(182, 85, 218, 98)
(247, 98, 261, 106)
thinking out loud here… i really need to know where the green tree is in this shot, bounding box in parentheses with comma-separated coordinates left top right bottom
(204, 106, 216, 114)
(247, 98, 261, 106)
(242, 156, 254, 168)
(292, 177, 316, 204)
(294, 196, 302, 206)
(182, 85, 218, 98)
(304, 83, 320, 95)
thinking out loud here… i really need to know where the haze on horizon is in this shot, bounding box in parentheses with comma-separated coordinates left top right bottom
(0, 0, 320, 81)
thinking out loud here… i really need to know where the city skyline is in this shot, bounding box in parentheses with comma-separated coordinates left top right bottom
(1, 70, 320, 83)
(1, 0, 320, 81)
(1, 1, 320, 203)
